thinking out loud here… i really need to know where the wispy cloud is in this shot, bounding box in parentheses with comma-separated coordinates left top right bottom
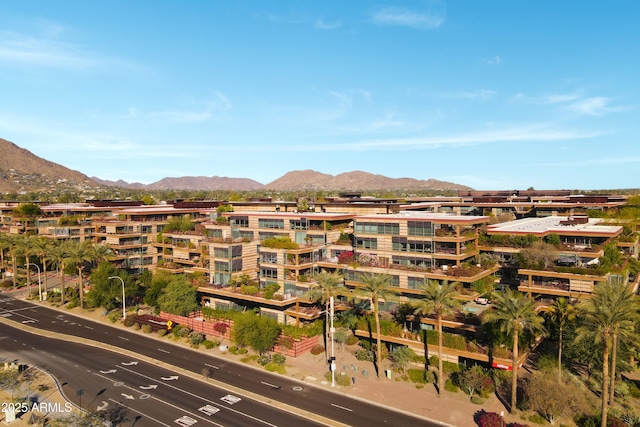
(214, 124, 601, 152)
(314, 19, 342, 30)
(370, 6, 445, 29)
(259, 12, 341, 30)
(543, 92, 583, 104)
(539, 156, 640, 167)
(481, 56, 502, 65)
(0, 25, 138, 70)
(0, 30, 100, 68)
(566, 97, 615, 116)
(139, 91, 232, 124)
(445, 89, 496, 101)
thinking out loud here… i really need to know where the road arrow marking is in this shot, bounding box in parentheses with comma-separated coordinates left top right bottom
(97, 401, 108, 411)
(21, 320, 35, 324)
(121, 393, 135, 400)
(100, 369, 117, 374)
(160, 375, 179, 381)
(122, 361, 138, 366)
(139, 384, 158, 390)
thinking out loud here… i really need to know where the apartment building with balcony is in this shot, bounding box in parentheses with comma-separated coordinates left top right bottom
(483, 215, 628, 301)
(193, 211, 354, 324)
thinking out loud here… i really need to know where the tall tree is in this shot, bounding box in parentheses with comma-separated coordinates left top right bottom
(575, 280, 639, 427)
(307, 270, 348, 341)
(482, 290, 545, 413)
(65, 240, 94, 309)
(157, 275, 199, 316)
(48, 241, 69, 304)
(354, 272, 398, 378)
(30, 237, 53, 298)
(413, 279, 460, 396)
(15, 235, 34, 292)
(3, 234, 19, 289)
(546, 297, 576, 382)
(0, 233, 11, 273)
(90, 243, 112, 267)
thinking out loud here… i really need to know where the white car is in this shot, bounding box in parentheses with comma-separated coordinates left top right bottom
(474, 297, 489, 305)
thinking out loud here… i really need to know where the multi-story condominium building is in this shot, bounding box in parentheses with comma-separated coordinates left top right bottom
(482, 215, 634, 301)
(1, 193, 637, 369)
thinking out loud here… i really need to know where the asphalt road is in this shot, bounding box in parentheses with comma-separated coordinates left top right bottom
(0, 293, 440, 427)
(0, 323, 323, 427)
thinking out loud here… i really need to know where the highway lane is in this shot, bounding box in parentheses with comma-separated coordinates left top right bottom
(0, 323, 324, 427)
(0, 295, 439, 426)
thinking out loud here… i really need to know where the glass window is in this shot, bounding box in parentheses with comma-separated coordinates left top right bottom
(408, 221, 434, 236)
(258, 218, 284, 229)
(355, 237, 378, 250)
(354, 222, 399, 235)
(229, 216, 249, 227)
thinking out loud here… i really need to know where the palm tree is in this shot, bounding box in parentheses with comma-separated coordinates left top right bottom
(15, 234, 34, 292)
(354, 272, 398, 378)
(482, 290, 545, 413)
(65, 240, 95, 309)
(546, 297, 576, 382)
(413, 280, 461, 396)
(575, 279, 639, 427)
(2, 234, 19, 289)
(48, 241, 70, 305)
(307, 270, 348, 338)
(0, 233, 11, 272)
(31, 237, 53, 298)
(90, 243, 112, 267)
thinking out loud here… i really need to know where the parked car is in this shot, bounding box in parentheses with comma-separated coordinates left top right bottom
(474, 297, 489, 305)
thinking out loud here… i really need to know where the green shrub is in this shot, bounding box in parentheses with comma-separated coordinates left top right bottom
(471, 395, 484, 404)
(345, 335, 359, 346)
(625, 380, 640, 398)
(132, 323, 141, 330)
(272, 353, 286, 365)
(173, 325, 190, 338)
(355, 349, 374, 362)
(445, 379, 459, 392)
(407, 369, 428, 384)
(189, 331, 205, 347)
(202, 340, 214, 349)
(123, 315, 136, 327)
(536, 354, 557, 371)
(228, 345, 239, 354)
(310, 344, 325, 355)
(257, 354, 271, 366)
(237, 348, 248, 354)
(157, 329, 167, 337)
(107, 310, 121, 323)
(528, 414, 546, 425)
(324, 372, 351, 386)
(264, 362, 286, 374)
(141, 324, 152, 334)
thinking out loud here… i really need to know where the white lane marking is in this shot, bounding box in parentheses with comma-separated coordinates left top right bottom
(331, 403, 353, 412)
(107, 398, 172, 427)
(118, 366, 277, 427)
(260, 381, 280, 389)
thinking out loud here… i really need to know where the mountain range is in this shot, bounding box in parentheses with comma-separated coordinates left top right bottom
(1, 138, 472, 193)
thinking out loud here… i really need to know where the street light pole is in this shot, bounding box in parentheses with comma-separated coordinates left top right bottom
(108, 276, 126, 320)
(330, 296, 336, 387)
(25, 263, 42, 301)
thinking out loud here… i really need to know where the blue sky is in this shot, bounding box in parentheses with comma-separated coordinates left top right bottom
(1, 1, 638, 190)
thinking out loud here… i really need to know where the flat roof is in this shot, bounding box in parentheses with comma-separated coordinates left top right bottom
(356, 211, 489, 223)
(487, 216, 622, 236)
(223, 211, 355, 220)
